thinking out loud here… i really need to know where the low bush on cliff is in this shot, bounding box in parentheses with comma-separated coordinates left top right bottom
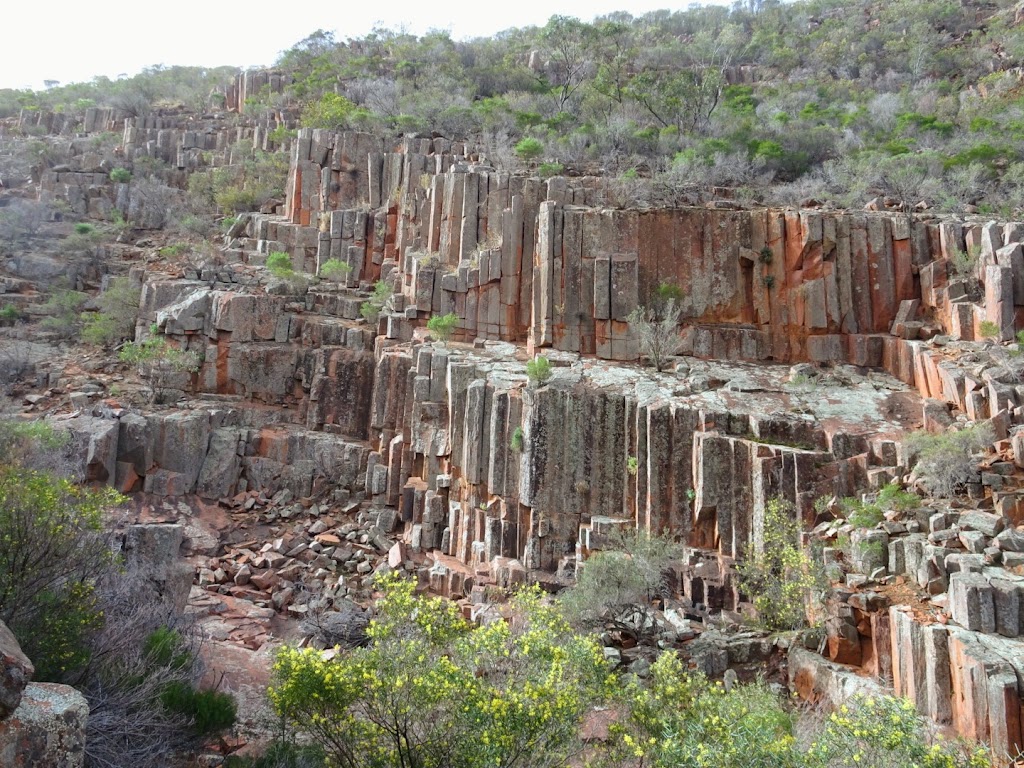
(81, 276, 142, 348)
(560, 529, 682, 643)
(906, 423, 994, 498)
(526, 355, 553, 385)
(359, 280, 394, 323)
(628, 298, 685, 372)
(269, 574, 610, 768)
(736, 498, 826, 631)
(427, 311, 460, 344)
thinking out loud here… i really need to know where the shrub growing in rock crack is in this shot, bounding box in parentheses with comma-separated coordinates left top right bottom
(906, 423, 994, 498)
(736, 497, 825, 631)
(628, 298, 684, 372)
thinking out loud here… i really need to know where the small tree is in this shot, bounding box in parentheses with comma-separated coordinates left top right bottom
(526, 355, 553, 386)
(266, 250, 294, 277)
(736, 498, 824, 631)
(426, 312, 459, 345)
(628, 298, 684, 372)
(515, 137, 544, 162)
(270, 574, 608, 768)
(359, 280, 394, 323)
(560, 528, 682, 642)
(0, 467, 122, 678)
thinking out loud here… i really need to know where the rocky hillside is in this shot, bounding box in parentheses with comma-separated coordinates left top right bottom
(3, 7, 1024, 762)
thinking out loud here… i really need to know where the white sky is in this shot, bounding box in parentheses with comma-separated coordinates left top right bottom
(1, 0, 728, 91)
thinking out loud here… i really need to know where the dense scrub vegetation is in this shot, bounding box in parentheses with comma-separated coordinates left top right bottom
(7, 2, 1024, 214)
(260, 0, 1024, 215)
(0, 421, 236, 767)
(256, 572, 991, 768)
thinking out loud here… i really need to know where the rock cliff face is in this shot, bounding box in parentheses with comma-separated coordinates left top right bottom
(15, 113, 1024, 759)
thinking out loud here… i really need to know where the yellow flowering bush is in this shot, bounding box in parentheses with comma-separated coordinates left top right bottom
(805, 695, 991, 768)
(736, 497, 826, 631)
(605, 658, 990, 768)
(269, 574, 611, 768)
(607, 651, 802, 768)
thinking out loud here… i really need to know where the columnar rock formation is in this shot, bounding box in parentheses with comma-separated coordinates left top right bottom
(18, 120, 1024, 760)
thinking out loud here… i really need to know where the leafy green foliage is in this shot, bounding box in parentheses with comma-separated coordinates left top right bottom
(160, 682, 237, 736)
(267, 251, 295, 277)
(0, 304, 22, 326)
(736, 498, 824, 631)
(841, 483, 919, 529)
(0, 466, 122, 679)
(608, 652, 798, 767)
(81, 276, 141, 347)
(525, 355, 553, 386)
(318, 257, 352, 282)
(426, 311, 459, 344)
(359, 280, 394, 323)
(109, 167, 132, 183)
(40, 288, 88, 337)
(607, 656, 988, 768)
(510, 426, 524, 452)
(978, 320, 1000, 339)
(514, 137, 544, 161)
(188, 146, 288, 214)
(270, 575, 609, 768)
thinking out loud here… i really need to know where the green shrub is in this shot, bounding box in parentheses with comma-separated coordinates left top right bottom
(318, 257, 351, 282)
(0, 467, 122, 680)
(526, 355, 553, 385)
(40, 289, 87, 338)
(109, 167, 131, 183)
(560, 529, 681, 643)
(360, 280, 393, 323)
(626, 456, 639, 476)
(270, 575, 608, 768)
(607, 653, 797, 767)
(0, 304, 21, 326)
(267, 250, 294, 277)
(80, 276, 140, 347)
(538, 161, 564, 178)
(514, 137, 544, 162)
(654, 281, 685, 303)
(510, 426, 524, 452)
(426, 312, 459, 344)
(979, 320, 1000, 338)
(736, 497, 824, 631)
(160, 681, 237, 736)
(74, 222, 95, 235)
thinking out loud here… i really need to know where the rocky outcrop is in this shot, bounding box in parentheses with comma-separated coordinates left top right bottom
(0, 683, 89, 768)
(0, 621, 32, 720)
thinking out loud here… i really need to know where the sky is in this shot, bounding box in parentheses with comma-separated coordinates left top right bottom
(1, 0, 729, 91)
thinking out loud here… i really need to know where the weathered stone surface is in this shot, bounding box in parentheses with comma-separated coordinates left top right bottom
(949, 572, 996, 633)
(0, 621, 32, 720)
(0, 683, 88, 768)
